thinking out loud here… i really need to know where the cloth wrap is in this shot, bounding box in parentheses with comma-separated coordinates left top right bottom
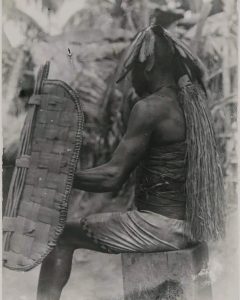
(3, 62, 84, 271)
(79, 210, 191, 254)
(135, 141, 187, 219)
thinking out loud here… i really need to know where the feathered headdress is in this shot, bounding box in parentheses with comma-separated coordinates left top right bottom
(116, 25, 225, 242)
(116, 25, 206, 83)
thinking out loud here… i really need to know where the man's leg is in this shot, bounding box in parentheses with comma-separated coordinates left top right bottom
(37, 222, 108, 300)
(37, 243, 74, 300)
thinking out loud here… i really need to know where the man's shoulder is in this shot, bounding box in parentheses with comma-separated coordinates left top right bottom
(134, 95, 173, 121)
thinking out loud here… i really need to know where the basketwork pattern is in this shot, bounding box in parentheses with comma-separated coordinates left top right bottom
(3, 65, 84, 271)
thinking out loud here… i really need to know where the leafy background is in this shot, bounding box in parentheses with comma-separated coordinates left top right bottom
(2, 0, 238, 299)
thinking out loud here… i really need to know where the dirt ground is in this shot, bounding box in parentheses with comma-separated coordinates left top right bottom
(3, 251, 123, 300)
(3, 213, 238, 300)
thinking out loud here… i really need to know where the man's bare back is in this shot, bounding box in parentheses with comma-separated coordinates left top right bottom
(141, 87, 185, 146)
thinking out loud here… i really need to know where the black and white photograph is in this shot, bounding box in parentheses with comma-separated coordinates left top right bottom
(2, 0, 238, 299)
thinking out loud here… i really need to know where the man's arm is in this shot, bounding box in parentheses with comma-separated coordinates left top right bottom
(73, 100, 159, 192)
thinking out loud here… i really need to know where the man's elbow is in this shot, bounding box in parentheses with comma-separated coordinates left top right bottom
(111, 177, 124, 192)
(104, 166, 125, 192)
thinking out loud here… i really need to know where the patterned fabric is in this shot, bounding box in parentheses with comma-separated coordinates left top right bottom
(135, 141, 187, 219)
(79, 210, 191, 254)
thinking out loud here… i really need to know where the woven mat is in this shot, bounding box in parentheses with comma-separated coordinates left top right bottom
(3, 62, 84, 271)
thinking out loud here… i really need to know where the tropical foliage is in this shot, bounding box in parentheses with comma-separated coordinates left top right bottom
(2, 0, 237, 219)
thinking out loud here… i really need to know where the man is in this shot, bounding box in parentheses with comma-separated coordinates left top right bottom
(37, 25, 225, 300)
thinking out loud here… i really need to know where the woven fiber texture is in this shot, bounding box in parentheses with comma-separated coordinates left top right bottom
(3, 62, 84, 271)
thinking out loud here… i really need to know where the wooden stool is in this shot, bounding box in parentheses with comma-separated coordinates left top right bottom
(121, 242, 212, 300)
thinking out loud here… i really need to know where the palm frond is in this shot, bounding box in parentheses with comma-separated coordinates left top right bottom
(116, 31, 146, 83)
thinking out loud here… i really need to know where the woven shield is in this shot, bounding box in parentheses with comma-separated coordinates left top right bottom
(3, 62, 84, 271)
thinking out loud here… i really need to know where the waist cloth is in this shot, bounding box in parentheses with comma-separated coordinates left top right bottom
(78, 141, 189, 254)
(79, 210, 191, 254)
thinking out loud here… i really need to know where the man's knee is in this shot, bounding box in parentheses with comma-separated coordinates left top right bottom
(57, 222, 79, 246)
(56, 221, 106, 252)
(58, 221, 88, 248)
(56, 235, 76, 251)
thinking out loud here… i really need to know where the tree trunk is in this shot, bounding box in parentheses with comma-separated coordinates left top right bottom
(187, 0, 203, 13)
(190, 2, 212, 55)
(140, 0, 149, 28)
